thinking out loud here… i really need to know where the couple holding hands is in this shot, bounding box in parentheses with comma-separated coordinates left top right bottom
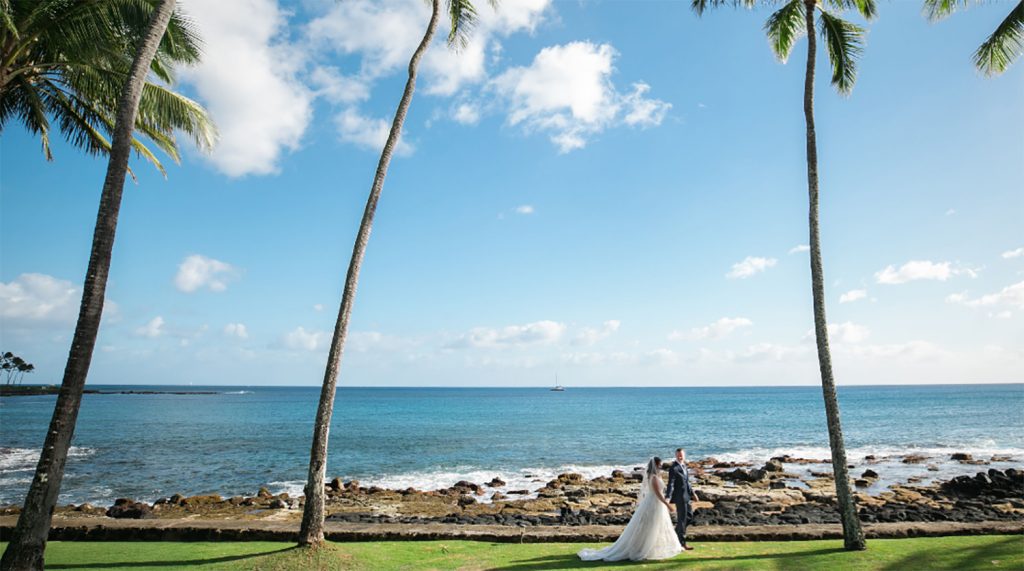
(578, 448, 701, 562)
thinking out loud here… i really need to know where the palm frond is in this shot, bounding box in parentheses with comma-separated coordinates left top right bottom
(0, 0, 17, 37)
(764, 0, 806, 63)
(974, 0, 1024, 75)
(823, 0, 877, 20)
(819, 9, 865, 94)
(692, 0, 757, 17)
(923, 0, 971, 21)
(446, 0, 479, 51)
(138, 82, 217, 151)
(0, 0, 214, 172)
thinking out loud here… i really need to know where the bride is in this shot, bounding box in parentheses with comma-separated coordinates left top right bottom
(578, 457, 684, 561)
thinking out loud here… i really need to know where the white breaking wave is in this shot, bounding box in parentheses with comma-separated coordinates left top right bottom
(712, 443, 1024, 465)
(223, 391, 253, 395)
(0, 447, 96, 473)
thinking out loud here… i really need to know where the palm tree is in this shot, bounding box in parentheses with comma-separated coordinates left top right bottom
(924, 0, 1024, 76)
(297, 0, 492, 547)
(0, 0, 215, 174)
(691, 0, 874, 550)
(1, 1, 208, 569)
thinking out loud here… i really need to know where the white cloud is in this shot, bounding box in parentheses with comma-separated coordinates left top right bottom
(669, 317, 752, 341)
(310, 65, 370, 104)
(946, 281, 1024, 310)
(307, 0, 551, 147)
(874, 260, 977, 285)
(335, 107, 413, 155)
(224, 323, 249, 339)
(452, 103, 481, 125)
(825, 322, 871, 344)
(0, 273, 118, 328)
(733, 343, 809, 363)
(179, 0, 312, 177)
(572, 320, 621, 346)
(839, 289, 867, 303)
(640, 348, 679, 366)
(789, 244, 810, 254)
(449, 320, 566, 349)
(1002, 248, 1024, 259)
(491, 41, 670, 153)
(0, 273, 79, 323)
(515, 205, 535, 214)
(621, 83, 671, 127)
(945, 208, 956, 216)
(726, 256, 778, 279)
(313, 304, 325, 312)
(836, 340, 942, 361)
(282, 326, 328, 352)
(174, 255, 238, 293)
(136, 316, 165, 338)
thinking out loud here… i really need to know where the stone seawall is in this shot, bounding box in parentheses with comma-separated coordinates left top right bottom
(1, 516, 1020, 544)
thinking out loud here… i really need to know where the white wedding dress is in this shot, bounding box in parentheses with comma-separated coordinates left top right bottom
(578, 459, 684, 562)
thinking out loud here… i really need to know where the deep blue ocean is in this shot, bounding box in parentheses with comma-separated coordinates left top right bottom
(1, 384, 1022, 506)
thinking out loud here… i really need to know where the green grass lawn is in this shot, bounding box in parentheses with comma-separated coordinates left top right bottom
(3, 535, 1021, 570)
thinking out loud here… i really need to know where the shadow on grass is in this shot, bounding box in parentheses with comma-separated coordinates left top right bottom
(46, 545, 298, 569)
(488, 547, 847, 570)
(879, 536, 1024, 571)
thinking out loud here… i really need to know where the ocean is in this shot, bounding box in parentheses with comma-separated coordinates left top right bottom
(1, 384, 1022, 506)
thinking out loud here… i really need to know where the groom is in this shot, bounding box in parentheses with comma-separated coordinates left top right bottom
(664, 447, 700, 551)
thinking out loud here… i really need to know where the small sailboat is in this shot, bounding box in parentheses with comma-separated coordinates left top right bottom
(550, 373, 565, 392)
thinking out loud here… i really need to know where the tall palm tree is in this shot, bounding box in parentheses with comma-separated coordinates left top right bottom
(1, 1, 211, 569)
(0, 0, 215, 174)
(924, 0, 1023, 76)
(297, 0, 492, 547)
(692, 0, 874, 550)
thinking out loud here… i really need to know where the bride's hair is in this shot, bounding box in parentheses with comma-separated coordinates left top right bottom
(646, 457, 662, 477)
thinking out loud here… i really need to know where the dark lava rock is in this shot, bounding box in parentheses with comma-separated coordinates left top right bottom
(488, 477, 506, 488)
(106, 498, 151, 519)
(723, 468, 768, 483)
(268, 498, 288, 509)
(763, 459, 784, 473)
(507, 489, 529, 495)
(257, 487, 273, 499)
(861, 469, 879, 479)
(182, 494, 223, 507)
(452, 480, 481, 494)
(902, 454, 928, 464)
(457, 495, 477, 507)
(951, 453, 973, 462)
(329, 477, 344, 492)
(491, 492, 507, 501)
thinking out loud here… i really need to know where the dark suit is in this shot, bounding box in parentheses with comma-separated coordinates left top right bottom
(664, 460, 694, 546)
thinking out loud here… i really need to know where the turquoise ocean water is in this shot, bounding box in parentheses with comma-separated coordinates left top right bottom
(1, 384, 1022, 505)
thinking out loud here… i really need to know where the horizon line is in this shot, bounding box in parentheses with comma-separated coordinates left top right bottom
(21, 381, 1024, 389)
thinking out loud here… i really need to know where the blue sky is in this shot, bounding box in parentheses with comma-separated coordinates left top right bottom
(1, 0, 1021, 387)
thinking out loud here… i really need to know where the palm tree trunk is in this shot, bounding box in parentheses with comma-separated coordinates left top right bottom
(297, 0, 441, 547)
(0, 2, 178, 569)
(802, 0, 866, 552)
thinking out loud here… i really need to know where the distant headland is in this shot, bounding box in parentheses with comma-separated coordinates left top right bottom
(0, 385, 218, 397)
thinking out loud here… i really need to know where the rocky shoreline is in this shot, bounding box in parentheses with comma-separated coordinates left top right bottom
(3, 453, 1021, 531)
